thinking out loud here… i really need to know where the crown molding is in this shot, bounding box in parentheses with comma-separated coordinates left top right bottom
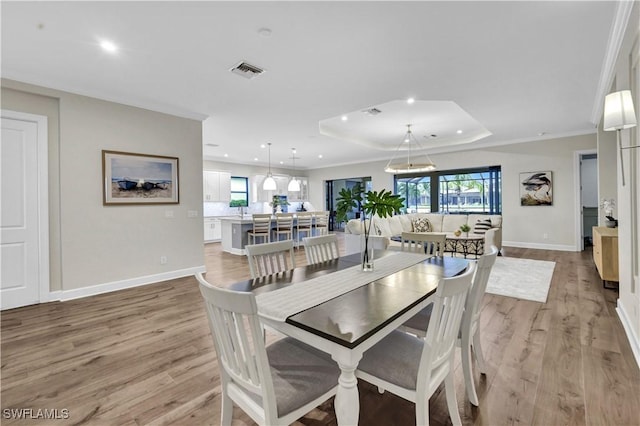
(590, 0, 636, 125)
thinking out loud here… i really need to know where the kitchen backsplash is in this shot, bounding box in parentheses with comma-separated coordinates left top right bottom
(203, 201, 315, 217)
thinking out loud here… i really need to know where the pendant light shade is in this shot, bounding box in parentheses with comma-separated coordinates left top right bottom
(384, 124, 436, 173)
(263, 142, 277, 190)
(287, 148, 300, 192)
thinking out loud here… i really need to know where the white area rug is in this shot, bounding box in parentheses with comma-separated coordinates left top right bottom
(485, 256, 555, 303)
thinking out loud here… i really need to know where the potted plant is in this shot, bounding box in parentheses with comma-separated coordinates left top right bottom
(460, 224, 471, 237)
(270, 196, 290, 214)
(336, 183, 404, 270)
(601, 198, 617, 227)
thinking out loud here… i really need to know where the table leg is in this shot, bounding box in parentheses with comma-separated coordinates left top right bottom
(333, 358, 360, 426)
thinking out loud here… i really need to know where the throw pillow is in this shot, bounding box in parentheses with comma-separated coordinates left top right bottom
(473, 218, 492, 234)
(412, 217, 432, 232)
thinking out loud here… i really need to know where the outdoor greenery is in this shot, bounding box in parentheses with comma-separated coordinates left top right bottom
(396, 168, 501, 214)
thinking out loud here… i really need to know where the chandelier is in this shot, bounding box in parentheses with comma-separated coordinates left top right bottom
(384, 124, 436, 173)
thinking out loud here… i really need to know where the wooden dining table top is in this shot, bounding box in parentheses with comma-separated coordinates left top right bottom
(228, 251, 470, 349)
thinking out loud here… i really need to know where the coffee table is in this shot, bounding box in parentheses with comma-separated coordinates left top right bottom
(445, 234, 485, 259)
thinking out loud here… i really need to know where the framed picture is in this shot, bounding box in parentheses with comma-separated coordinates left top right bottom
(102, 150, 179, 205)
(520, 171, 552, 206)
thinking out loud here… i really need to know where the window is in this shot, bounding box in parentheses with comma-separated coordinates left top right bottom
(230, 176, 248, 207)
(395, 166, 501, 214)
(396, 177, 431, 213)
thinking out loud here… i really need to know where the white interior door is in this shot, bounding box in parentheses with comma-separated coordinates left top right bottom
(1, 113, 48, 310)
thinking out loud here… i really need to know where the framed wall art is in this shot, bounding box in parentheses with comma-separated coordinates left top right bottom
(102, 150, 179, 205)
(520, 171, 552, 206)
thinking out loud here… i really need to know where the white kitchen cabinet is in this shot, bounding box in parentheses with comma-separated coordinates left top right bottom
(251, 174, 287, 201)
(251, 174, 267, 202)
(288, 177, 309, 201)
(218, 172, 231, 201)
(274, 175, 289, 196)
(204, 218, 222, 242)
(203, 171, 231, 202)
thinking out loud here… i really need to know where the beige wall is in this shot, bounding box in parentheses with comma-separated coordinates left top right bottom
(608, 2, 639, 366)
(309, 133, 596, 251)
(2, 79, 204, 293)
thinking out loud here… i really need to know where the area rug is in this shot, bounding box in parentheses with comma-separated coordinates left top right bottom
(485, 256, 555, 303)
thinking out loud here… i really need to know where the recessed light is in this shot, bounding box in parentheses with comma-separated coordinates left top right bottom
(280, 161, 284, 164)
(456, 130, 463, 134)
(341, 115, 348, 121)
(407, 98, 415, 104)
(260, 144, 266, 148)
(318, 154, 323, 159)
(224, 154, 228, 158)
(100, 40, 118, 53)
(258, 28, 272, 37)
(254, 157, 258, 161)
(538, 132, 547, 136)
(205, 143, 219, 147)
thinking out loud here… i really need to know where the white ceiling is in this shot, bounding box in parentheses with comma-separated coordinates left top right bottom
(1, 1, 618, 170)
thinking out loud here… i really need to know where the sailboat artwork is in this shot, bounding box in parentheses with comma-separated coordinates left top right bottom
(103, 150, 179, 205)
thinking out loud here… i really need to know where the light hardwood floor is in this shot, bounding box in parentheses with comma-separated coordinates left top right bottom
(2, 235, 639, 425)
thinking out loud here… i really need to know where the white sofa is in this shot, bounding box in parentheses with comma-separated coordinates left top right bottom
(344, 213, 502, 256)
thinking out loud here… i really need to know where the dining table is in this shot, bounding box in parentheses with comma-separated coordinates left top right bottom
(228, 250, 470, 426)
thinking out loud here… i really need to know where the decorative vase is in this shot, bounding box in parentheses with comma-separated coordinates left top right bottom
(361, 235, 374, 272)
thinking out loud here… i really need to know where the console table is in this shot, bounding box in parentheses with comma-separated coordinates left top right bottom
(592, 226, 618, 289)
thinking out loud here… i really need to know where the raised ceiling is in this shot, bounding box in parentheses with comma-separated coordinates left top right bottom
(1, 1, 618, 169)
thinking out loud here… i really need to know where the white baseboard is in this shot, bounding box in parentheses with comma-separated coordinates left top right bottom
(617, 300, 640, 369)
(46, 290, 62, 302)
(503, 241, 577, 252)
(223, 247, 246, 256)
(59, 266, 206, 301)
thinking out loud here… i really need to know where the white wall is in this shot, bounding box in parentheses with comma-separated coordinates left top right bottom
(597, 122, 618, 224)
(607, 1, 640, 367)
(581, 157, 598, 208)
(2, 79, 205, 294)
(309, 133, 596, 251)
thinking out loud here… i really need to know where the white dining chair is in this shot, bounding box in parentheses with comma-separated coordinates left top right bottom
(274, 213, 294, 241)
(400, 231, 447, 256)
(312, 211, 330, 236)
(400, 245, 499, 406)
(302, 234, 339, 265)
(295, 212, 313, 248)
(248, 214, 272, 245)
(195, 273, 340, 426)
(355, 262, 475, 426)
(245, 240, 296, 279)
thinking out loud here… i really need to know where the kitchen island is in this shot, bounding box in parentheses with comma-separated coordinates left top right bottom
(219, 214, 313, 255)
(219, 216, 255, 255)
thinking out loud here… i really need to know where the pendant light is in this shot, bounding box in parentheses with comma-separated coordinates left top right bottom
(262, 142, 277, 190)
(287, 148, 301, 192)
(384, 124, 436, 173)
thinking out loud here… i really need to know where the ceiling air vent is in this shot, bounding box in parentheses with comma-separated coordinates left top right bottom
(362, 107, 382, 116)
(230, 61, 265, 80)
